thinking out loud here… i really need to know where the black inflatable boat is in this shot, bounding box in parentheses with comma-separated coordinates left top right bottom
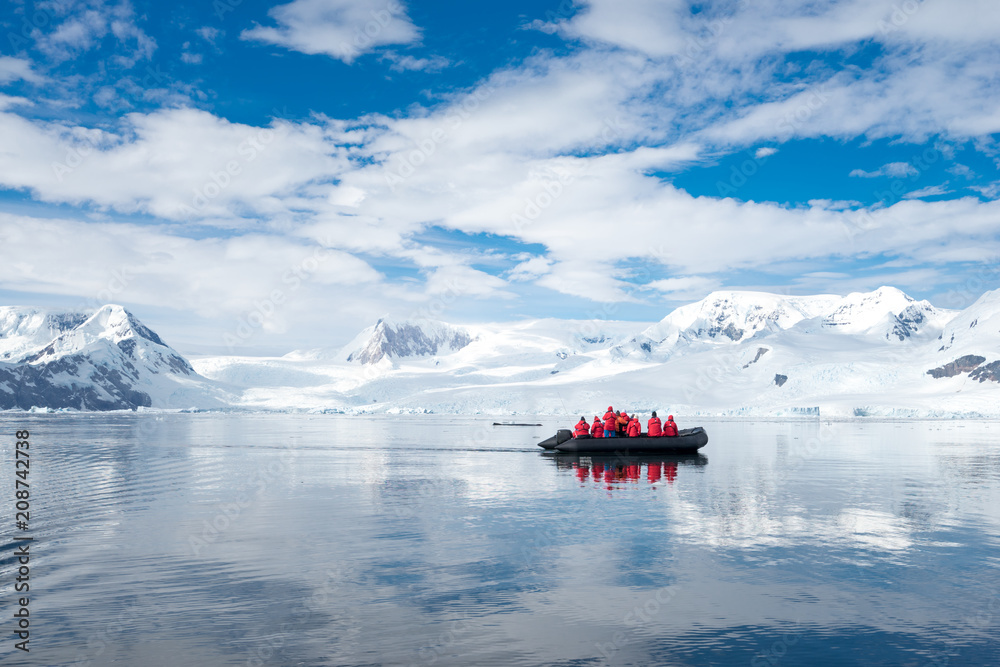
(537, 427, 708, 453)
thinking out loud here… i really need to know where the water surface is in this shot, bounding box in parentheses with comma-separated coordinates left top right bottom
(1, 414, 999, 666)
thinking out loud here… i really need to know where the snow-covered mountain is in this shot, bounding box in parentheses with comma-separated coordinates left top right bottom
(344, 317, 474, 365)
(189, 286, 999, 418)
(629, 286, 951, 358)
(629, 290, 838, 357)
(925, 288, 1000, 385)
(6, 287, 999, 416)
(0, 305, 225, 410)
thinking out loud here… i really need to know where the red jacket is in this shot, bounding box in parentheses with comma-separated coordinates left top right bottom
(591, 418, 604, 438)
(663, 417, 678, 437)
(573, 419, 589, 438)
(604, 413, 618, 432)
(647, 416, 662, 437)
(627, 418, 640, 438)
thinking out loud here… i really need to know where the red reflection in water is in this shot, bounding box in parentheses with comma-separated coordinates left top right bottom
(558, 457, 694, 491)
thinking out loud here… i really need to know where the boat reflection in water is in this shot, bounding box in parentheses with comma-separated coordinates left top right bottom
(544, 453, 707, 490)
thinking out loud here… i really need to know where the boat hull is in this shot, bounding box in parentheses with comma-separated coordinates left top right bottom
(542, 427, 708, 453)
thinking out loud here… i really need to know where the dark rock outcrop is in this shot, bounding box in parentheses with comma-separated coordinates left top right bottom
(969, 361, 1000, 383)
(774, 374, 788, 387)
(743, 347, 769, 368)
(926, 355, 986, 379)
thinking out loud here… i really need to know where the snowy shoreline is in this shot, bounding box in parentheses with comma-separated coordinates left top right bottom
(5, 405, 1000, 422)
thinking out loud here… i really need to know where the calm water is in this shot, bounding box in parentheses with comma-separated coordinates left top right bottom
(1, 414, 999, 666)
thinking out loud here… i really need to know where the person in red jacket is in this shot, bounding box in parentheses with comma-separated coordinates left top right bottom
(627, 415, 640, 438)
(603, 409, 618, 437)
(663, 415, 678, 436)
(591, 416, 604, 438)
(647, 411, 662, 437)
(572, 416, 589, 438)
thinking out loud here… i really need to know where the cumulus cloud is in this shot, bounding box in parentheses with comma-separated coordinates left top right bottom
(241, 0, 421, 64)
(2, 0, 1000, 343)
(0, 107, 354, 222)
(32, 0, 156, 66)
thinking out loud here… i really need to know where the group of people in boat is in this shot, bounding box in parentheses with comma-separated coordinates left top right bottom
(571, 407, 678, 439)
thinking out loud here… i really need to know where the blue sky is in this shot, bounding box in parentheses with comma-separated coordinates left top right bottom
(0, 0, 999, 354)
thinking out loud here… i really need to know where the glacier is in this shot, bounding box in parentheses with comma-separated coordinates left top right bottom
(2, 287, 998, 417)
(190, 286, 1000, 419)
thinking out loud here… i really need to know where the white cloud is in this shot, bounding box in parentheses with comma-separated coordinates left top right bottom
(971, 181, 1000, 199)
(0, 107, 353, 222)
(0, 95, 31, 111)
(903, 184, 951, 199)
(383, 52, 449, 72)
(563, 0, 1000, 60)
(644, 276, 721, 298)
(0, 57, 43, 85)
(849, 162, 920, 179)
(507, 257, 551, 282)
(559, 0, 689, 58)
(241, 0, 421, 64)
(180, 50, 203, 65)
(424, 265, 514, 300)
(947, 164, 974, 179)
(34, 1, 156, 66)
(3, 0, 1000, 328)
(196, 26, 221, 43)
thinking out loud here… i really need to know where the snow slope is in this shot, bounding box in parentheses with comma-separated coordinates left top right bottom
(191, 287, 999, 418)
(4, 287, 997, 415)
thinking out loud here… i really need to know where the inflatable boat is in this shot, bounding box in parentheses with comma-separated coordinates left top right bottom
(537, 427, 708, 453)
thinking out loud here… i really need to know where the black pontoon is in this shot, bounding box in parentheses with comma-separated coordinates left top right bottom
(537, 427, 708, 453)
